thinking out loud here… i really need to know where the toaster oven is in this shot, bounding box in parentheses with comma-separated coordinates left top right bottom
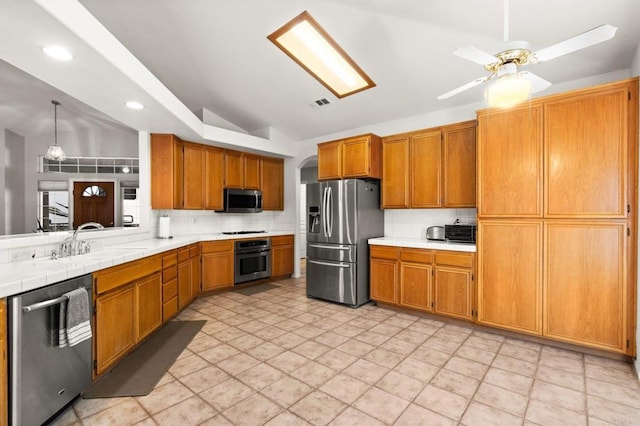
(444, 224, 476, 243)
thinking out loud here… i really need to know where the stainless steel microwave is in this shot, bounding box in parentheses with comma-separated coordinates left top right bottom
(218, 188, 263, 213)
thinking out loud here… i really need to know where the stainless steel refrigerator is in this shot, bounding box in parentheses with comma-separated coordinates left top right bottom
(306, 179, 384, 307)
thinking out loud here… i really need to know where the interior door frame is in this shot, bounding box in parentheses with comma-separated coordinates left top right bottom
(70, 178, 119, 229)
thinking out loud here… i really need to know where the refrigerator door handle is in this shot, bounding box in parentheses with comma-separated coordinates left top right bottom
(322, 186, 328, 238)
(327, 186, 333, 237)
(308, 259, 350, 268)
(308, 243, 350, 250)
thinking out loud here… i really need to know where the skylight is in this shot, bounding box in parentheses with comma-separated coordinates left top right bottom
(268, 11, 375, 98)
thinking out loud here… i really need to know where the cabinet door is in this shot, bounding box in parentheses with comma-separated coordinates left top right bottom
(443, 123, 476, 207)
(477, 105, 543, 217)
(225, 150, 244, 188)
(400, 262, 433, 312)
(381, 136, 410, 208)
(177, 260, 191, 310)
(150, 134, 183, 209)
(261, 157, 284, 211)
(477, 220, 543, 335)
(272, 235, 294, 277)
(370, 258, 399, 304)
(95, 284, 136, 375)
(342, 136, 370, 178)
(411, 131, 442, 208)
(205, 147, 225, 210)
(244, 154, 261, 190)
(190, 253, 201, 299)
(544, 221, 627, 352)
(434, 266, 472, 321)
(318, 141, 342, 180)
(136, 273, 163, 342)
(545, 87, 629, 218)
(202, 252, 234, 290)
(182, 143, 205, 209)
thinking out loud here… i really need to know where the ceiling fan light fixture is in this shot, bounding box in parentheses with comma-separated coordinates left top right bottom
(44, 100, 66, 161)
(486, 74, 531, 109)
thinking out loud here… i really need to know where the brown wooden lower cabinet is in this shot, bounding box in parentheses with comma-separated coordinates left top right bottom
(135, 273, 163, 341)
(190, 244, 202, 300)
(400, 262, 432, 312)
(370, 246, 400, 304)
(177, 247, 191, 310)
(271, 235, 294, 278)
(202, 241, 234, 291)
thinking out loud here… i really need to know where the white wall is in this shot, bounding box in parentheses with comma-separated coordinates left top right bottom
(631, 41, 640, 377)
(4, 130, 25, 234)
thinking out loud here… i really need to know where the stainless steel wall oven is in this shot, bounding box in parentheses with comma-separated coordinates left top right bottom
(234, 239, 271, 284)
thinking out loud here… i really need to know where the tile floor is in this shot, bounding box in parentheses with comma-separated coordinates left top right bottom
(52, 270, 640, 425)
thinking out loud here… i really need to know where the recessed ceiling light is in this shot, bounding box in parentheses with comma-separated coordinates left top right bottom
(268, 11, 375, 99)
(125, 101, 144, 110)
(42, 45, 73, 61)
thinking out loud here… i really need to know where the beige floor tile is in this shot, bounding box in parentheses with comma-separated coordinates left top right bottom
(227, 333, 266, 351)
(319, 373, 370, 404)
(394, 357, 440, 383)
(474, 382, 528, 416)
(261, 376, 312, 407)
(180, 365, 229, 393)
(293, 325, 326, 339)
(353, 387, 410, 424)
(199, 378, 254, 411)
(394, 403, 456, 426)
(376, 370, 425, 400)
(331, 324, 365, 338)
(343, 358, 390, 384)
(154, 372, 175, 388)
(541, 345, 584, 361)
(168, 353, 210, 378)
(137, 380, 194, 415)
(531, 379, 586, 413)
(587, 395, 640, 425)
(499, 342, 540, 363)
(133, 418, 157, 426)
(187, 334, 221, 353)
(483, 367, 533, 396)
(586, 377, 640, 409)
(431, 368, 481, 398)
(537, 364, 585, 392)
(444, 355, 490, 380)
(526, 399, 587, 426)
(465, 335, 503, 352)
(335, 339, 376, 357)
(369, 322, 403, 337)
(456, 344, 497, 366)
(328, 407, 385, 426)
(153, 396, 216, 426)
(222, 314, 253, 326)
(414, 384, 469, 421)
(291, 360, 337, 387)
(74, 396, 132, 419)
(423, 336, 462, 354)
(267, 350, 310, 373)
(585, 363, 640, 390)
(364, 347, 405, 368)
(246, 341, 286, 361)
(260, 313, 288, 325)
(253, 325, 288, 340)
(49, 406, 79, 426)
(383, 315, 416, 329)
(290, 390, 347, 426)
(316, 318, 343, 331)
(316, 348, 359, 371)
(491, 354, 538, 377)
(379, 336, 419, 355)
(406, 321, 442, 336)
(223, 393, 282, 426)
(236, 363, 286, 391)
(313, 331, 351, 348)
(82, 398, 149, 425)
(584, 354, 636, 372)
(237, 320, 269, 334)
(292, 340, 332, 360)
(271, 332, 308, 349)
(461, 401, 523, 426)
(354, 330, 391, 346)
(199, 343, 240, 364)
(348, 317, 381, 330)
(539, 351, 584, 375)
(201, 320, 230, 335)
(394, 329, 429, 345)
(217, 352, 261, 376)
(212, 326, 248, 342)
(274, 319, 306, 331)
(411, 346, 451, 367)
(505, 337, 542, 351)
(264, 410, 311, 425)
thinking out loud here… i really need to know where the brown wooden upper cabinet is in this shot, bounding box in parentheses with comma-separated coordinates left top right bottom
(381, 120, 476, 209)
(261, 157, 285, 210)
(317, 134, 382, 180)
(225, 150, 260, 189)
(205, 147, 225, 211)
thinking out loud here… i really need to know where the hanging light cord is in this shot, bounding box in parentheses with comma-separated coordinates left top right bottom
(52, 100, 60, 147)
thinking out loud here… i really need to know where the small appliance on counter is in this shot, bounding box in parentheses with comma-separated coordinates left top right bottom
(426, 226, 445, 241)
(444, 224, 477, 243)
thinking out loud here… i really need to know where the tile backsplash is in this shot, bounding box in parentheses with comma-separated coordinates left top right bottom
(384, 208, 476, 239)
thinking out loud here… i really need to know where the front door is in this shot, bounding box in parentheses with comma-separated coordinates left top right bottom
(73, 181, 115, 229)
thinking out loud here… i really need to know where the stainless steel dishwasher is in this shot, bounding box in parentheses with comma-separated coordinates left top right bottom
(8, 274, 93, 426)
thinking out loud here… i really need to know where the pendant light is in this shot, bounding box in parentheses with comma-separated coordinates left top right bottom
(44, 100, 66, 161)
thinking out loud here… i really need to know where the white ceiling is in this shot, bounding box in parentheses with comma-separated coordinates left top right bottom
(2, 0, 640, 146)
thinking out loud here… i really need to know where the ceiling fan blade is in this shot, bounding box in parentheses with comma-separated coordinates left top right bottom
(437, 76, 491, 100)
(520, 71, 551, 93)
(533, 24, 617, 62)
(453, 46, 500, 66)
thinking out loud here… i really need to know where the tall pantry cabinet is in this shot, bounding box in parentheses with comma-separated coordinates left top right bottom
(476, 78, 638, 354)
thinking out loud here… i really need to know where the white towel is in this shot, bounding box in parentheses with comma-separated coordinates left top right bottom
(59, 287, 92, 348)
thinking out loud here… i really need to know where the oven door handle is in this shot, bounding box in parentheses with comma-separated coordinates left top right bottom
(22, 295, 68, 313)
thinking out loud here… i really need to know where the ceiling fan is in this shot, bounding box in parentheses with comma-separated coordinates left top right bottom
(437, 0, 617, 108)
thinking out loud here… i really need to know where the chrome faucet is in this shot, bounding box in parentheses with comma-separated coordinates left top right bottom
(59, 222, 104, 257)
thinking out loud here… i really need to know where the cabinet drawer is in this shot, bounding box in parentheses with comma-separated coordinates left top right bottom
(401, 249, 433, 264)
(190, 244, 201, 258)
(201, 240, 234, 254)
(178, 248, 190, 263)
(370, 246, 399, 260)
(435, 251, 474, 268)
(163, 297, 178, 322)
(162, 252, 177, 268)
(163, 266, 177, 283)
(163, 279, 178, 301)
(95, 255, 162, 295)
(271, 235, 294, 247)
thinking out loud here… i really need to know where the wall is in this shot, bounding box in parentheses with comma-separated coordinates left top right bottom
(4, 130, 25, 234)
(631, 41, 640, 378)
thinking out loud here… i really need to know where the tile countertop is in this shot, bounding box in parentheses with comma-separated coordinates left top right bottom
(0, 231, 294, 298)
(368, 237, 476, 253)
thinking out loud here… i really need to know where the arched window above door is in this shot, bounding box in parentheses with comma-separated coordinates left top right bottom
(81, 185, 107, 197)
